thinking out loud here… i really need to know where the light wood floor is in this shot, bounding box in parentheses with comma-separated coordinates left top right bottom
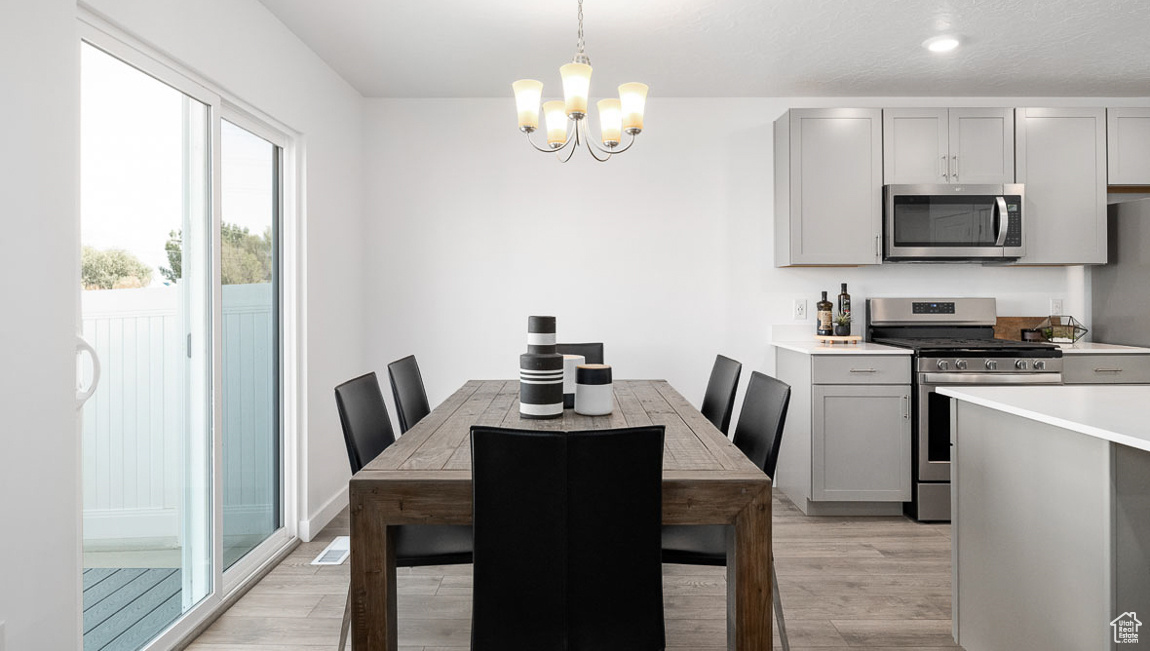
(187, 491, 960, 650)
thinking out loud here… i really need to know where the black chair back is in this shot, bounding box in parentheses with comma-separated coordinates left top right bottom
(732, 371, 791, 478)
(555, 342, 604, 364)
(700, 354, 742, 435)
(334, 372, 397, 474)
(470, 426, 666, 651)
(387, 355, 431, 434)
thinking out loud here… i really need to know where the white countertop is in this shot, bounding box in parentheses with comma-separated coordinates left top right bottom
(939, 385, 1150, 453)
(1057, 342, 1150, 355)
(772, 340, 912, 355)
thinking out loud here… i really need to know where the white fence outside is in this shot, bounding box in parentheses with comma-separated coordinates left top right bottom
(81, 284, 275, 545)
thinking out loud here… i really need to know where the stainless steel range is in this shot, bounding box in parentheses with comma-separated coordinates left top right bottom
(867, 297, 1062, 522)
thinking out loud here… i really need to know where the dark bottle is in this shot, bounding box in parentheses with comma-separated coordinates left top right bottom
(837, 283, 851, 334)
(817, 291, 833, 336)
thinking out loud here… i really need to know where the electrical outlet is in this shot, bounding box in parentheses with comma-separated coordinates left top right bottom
(1050, 298, 1064, 315)
(793, 299, 807, 321)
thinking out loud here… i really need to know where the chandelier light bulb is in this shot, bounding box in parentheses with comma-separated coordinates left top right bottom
(543, 100, 569, 147)
(559, 63, 593, 118)
(512, 79, 544, 131)
(597, 99, 622, 146)
(618, 82, 649, 133)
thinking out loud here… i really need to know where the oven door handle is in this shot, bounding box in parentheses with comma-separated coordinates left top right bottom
(993, 196, 1009, 246)
(921, 372, 1062, 384)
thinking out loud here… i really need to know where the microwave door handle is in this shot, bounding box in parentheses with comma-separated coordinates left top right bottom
(994, 196, 1009, 246)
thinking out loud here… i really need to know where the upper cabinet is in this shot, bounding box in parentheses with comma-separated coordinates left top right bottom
(1015, 107, 1108, 265)
(1107, 108, 1150, 185)
(775, 108, 883, 267)
(883, 108, 1014, 185)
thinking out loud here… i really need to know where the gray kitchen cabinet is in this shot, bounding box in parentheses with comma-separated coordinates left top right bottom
(883, 108, 1014, 185)
(774, 346, 913, 515)
(1108, 108, 1150, 185)
(1062, 353, 1150, 384)
(811, 384, 912, 501)
(775, 108, 882, 266)
(1015, 107, 1108, 264)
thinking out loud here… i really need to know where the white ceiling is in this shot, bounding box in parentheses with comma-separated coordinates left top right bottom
(257, 0, 1150, 98)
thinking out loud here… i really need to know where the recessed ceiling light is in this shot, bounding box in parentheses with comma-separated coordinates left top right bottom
(923, 35, 961, 53)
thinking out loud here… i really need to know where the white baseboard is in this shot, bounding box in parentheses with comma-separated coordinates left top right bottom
(298, 485, 348, 542)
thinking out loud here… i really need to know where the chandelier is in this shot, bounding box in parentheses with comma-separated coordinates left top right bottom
(511, 0, 648, 163)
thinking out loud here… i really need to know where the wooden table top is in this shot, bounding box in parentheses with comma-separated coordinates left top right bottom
(360, 379, 764, 479)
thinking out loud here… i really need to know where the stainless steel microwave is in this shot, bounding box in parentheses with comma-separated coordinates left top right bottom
(883, 184, 1025, 262)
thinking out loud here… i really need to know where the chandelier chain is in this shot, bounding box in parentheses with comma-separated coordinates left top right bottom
(576, 0, 585, 54)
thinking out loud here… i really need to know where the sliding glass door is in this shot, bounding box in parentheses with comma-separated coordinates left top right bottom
(220, 119, 281, 569)
(79, 42, 213, 649)
(79, 33, 289, 650)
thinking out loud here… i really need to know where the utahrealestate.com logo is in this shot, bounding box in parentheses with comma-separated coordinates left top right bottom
(1112, 612, 1142, 644)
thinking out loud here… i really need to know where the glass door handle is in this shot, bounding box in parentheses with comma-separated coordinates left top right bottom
(76, 334, 101, 409)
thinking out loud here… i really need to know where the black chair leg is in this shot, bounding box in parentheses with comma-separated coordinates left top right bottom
(772, 559, 790, 651)
(338, 587, 352, 650)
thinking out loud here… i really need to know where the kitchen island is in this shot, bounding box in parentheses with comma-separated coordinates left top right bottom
(940, 385, 1150, 651)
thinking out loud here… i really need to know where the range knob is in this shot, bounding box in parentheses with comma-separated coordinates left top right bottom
(985, 360, 998, 370)
(1034, 360, 1047, 371)
(1015, 360, 1028, 370)
(937, 360, 950, 371)
(955, 359, 968, 370)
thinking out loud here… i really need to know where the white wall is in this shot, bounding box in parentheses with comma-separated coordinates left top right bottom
(82, 0, 366, 538)
(0, 1, 81, 649)
(362, 96, 1150, 421)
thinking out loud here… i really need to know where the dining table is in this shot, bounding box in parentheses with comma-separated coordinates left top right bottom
(349, 379, 773, 650)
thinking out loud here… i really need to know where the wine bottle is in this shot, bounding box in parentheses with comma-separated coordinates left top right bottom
(817, 291, 833, 336)
(837, 283, 851, 334)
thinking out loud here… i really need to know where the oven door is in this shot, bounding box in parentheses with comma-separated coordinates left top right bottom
(885, 184, 1024, 260)
(917, 371, 1060, 482)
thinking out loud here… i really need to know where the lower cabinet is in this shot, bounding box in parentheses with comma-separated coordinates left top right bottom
(811, 385, 912, 501)
(1062, 353, 1150, 384)
(775, 347, 913, 515)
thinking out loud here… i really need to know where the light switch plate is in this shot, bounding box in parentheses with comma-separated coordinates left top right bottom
(1050, 298, 1064, 315)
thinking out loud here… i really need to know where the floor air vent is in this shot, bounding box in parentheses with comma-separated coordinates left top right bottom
(311, 535, 350, 565)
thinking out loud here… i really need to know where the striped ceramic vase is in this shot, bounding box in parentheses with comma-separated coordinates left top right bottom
(520, 316, 564, 419)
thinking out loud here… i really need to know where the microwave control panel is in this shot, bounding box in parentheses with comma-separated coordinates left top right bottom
(1004, 196, 1022, 247)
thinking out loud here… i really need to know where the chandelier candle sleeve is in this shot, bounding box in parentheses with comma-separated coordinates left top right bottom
(559, 63, 592, 117)
(597, 99, 622, 145)
(543, 101, 569, 146)
(512, 79, 543, 131)
(619, 82, 648, 133)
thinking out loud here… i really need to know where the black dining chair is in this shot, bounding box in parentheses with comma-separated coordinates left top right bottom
(387, 354, 432, 434)
(334, 372, 473, 650)
(470, 425, 666, 651)
(662, 370, 792, 651)
(555, 342, 605, 364)
(700, 354, 742, 435)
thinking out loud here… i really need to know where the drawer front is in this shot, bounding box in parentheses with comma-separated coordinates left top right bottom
(812, 355, 911, 385)
(1063, 354, 1150, 384)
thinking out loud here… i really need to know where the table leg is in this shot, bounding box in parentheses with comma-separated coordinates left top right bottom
(351, 493, 398, 651)
(727, 486, 772, 651)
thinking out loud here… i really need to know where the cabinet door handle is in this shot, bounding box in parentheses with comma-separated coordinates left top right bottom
(875, 235, 881, 259)
(849, 368, 877, 373)
(952, 154, 959, 181)
(941, 154, 948, 181)
(903, 394, 910, 419)
(1093, 368, 1123, 373)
